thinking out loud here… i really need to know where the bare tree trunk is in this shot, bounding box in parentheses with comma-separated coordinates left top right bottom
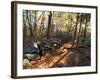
(47, 11, 52, 39)
(39, 11, 45, 41)
(23, 11, 27, 49)
(26, 11, 33, 38)
(77, 14, 83, 46)
(83, 16, 88, 41)
(72, 13, 79, 47)
(34, 11, 37, 31)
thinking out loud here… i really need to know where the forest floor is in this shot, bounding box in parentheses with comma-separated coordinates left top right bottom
(23, 43, 91, 69)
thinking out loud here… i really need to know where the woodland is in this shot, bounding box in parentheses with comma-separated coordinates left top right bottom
(23, 10, 91, 69)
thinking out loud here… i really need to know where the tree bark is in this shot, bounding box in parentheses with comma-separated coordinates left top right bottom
(26, 11, 33, 38)
(34, 11, 37, 31)
(83, 16, 88, 40)
(47, 12, 52, 39)
(72, 13, 79, 47)
(77, 14, 83, 46)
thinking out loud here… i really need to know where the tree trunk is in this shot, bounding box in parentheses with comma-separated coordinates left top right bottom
(47, 12, 52, 39)
(34, 11, 37, 31)
(72, 13, 79, 47)
(26, 11, 33, 38)
(23, 11, 27, 49)
(83, 16, 88, 41)
(77, 14, 83, 46)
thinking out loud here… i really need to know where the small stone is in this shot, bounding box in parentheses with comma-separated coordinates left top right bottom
(23, 58, 29, 66)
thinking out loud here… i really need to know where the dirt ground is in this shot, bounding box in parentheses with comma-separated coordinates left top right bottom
(23, 43, 91, 69)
